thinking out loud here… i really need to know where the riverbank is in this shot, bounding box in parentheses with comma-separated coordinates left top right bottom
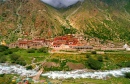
(0, 63, 130, 80)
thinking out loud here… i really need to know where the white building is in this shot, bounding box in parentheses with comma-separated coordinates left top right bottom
(123, 44, 130, 51)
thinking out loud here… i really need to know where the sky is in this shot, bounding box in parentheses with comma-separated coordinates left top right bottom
(40, 0, 84, 8)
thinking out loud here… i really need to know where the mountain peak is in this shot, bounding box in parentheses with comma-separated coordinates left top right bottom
(40, 0, 84, 8)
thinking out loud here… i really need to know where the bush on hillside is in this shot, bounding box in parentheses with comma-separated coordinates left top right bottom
(10, 54, 26, 65)
(60, 60, 67, 68)
(3, 50, 13, 55)
(3, 51, 9, 55)
(16, 58, 26, 66)
(87, 58, 102, 70)
(0, 74, 5, 77)
(7, 50, 13, 54)
(61, 26, 77, 34)
(26, 65, 33, 70)
(91, 51, 96, 54)
(27, 49, 35, 53)
(86, 54, 91, 58)
(117, 61, 130, 67)
(0, 45, 8, 52)
(51, 58, 60, 63)
(0, 56, 7, 63)
(0, 53, 4, 57)
(37, 47, 48, 53)
(10, 54, 20, 63)
(104, 56, 109, 60)
(97, 56, 103, 62)
(125, 72, 130, 78)
(10, 48, 19, 52)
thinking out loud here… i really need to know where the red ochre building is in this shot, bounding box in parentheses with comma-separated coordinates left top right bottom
(8, 34, 93, 50)
(51, 34, 79, 50)
(9, 38, 51, 49)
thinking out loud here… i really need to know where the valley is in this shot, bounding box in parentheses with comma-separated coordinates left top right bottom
(0, 0, 130, 44)
(0, 0, 130, 84)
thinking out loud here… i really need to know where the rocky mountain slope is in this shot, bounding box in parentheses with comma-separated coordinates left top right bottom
(0, 0, 130, 43)
(62, 0, 130, 42)
(0, 0, 66, 43)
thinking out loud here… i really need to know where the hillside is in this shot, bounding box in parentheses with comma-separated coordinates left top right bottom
(0, 0, 130, 44)
(62, 0, 130, 42)
(0, 0, 66, 43)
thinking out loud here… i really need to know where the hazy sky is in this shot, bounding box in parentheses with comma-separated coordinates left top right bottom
(41, 0, 84, 8)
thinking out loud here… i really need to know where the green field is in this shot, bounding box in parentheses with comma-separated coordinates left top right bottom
(14, 49, 50, 64)
(0, 46, 130, 84)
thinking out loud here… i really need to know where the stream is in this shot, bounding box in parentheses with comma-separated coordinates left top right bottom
(0, 63, 130, 79)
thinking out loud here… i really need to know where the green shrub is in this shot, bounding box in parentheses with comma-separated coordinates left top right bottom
(87, 58, 102, 70)
(18, 61, 26, 66)
(37, 47, 48, 53)
(10, 54, 20, 63)
(26, 65, 33, 70)
(0, 74, 5, 77)
(16, 58, 26, 66)
(125, 72, 130, 78)
(27, 49, 35, 53)
(10, 48, 19, 52)
(0, 45, 8, 52)
(10, 54, 19, 61)
(0, 53, 4, 57)
(3, 51, 8, 55)
(51, 59, 59, 63)
(97, 56, 103, 62)
(86, 54, 91, 58)
(7, 50, 13, 54)
(117, 61, 130, 67)
(91, 51, 96, 54)
(104, 56, 109, 60)
(3, 50, 12, 55)
(0, 56, 7, 63)
(60, 60, 67, 68)
(61, 26, 77, 34)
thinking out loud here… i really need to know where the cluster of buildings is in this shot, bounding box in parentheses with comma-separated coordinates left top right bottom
(8, 34, 93, 51)
(2, 34, 128, 51)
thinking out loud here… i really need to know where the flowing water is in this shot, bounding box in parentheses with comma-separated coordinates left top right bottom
(0, 63, 130, 79)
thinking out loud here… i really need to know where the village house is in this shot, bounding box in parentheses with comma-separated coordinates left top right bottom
(51, 34, 79, 50)
(8, 34, 94, 51)
(8, 38, 50, 49)
(123, 44, 130, 51)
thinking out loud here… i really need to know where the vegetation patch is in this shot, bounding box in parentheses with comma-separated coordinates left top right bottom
(27, 48, 36, 53)
(117, 61, 130, 68)
(87, 58, 102, 70)
(10, 54, 26, 66)
(125, 72, 130, 79)
(37, 47, 48, 53)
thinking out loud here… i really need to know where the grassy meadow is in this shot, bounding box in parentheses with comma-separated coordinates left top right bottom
(0, 45, 130, 84)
